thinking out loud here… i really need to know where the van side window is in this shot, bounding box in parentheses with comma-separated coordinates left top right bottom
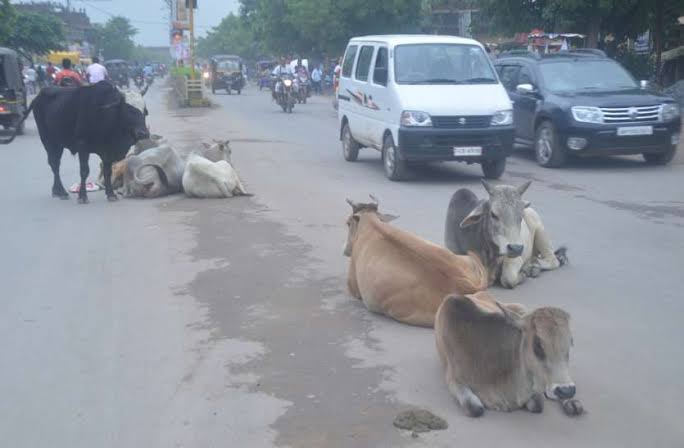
(355, 46, 375, 82)
(498, 65, 520, 92)
(342, 45, 358, 78)
(373, 47, 388, 86)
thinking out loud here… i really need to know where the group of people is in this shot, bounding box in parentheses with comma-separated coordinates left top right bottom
(269, 56, 341, 95)
(22, 57, 109, 93)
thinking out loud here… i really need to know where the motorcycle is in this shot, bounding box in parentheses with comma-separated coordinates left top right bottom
(295, 72, 310, 104)
(273, 74, 296, 113)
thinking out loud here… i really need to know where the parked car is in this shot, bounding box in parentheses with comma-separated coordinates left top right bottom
(495, 49, 681, 167)
(338, 35, 514, 181)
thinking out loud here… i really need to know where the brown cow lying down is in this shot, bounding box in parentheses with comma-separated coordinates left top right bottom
(344, 196, 488, 327)
(435, 291, 583, 417)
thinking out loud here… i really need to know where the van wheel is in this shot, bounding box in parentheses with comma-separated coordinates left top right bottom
(342, 123, 360, 161)
(481, 158, 506, 179)
(643, 146, 677, 165)
(535, 121, 566, 168)
(382, 134, 407, 181)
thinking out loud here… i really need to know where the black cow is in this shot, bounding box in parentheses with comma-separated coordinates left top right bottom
(1, 81, 149, 203)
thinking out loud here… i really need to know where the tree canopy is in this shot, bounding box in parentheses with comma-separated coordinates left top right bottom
(89, 16, 138, 61)
(0, 1, 65, 59)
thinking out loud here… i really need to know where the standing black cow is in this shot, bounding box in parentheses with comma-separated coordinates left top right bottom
(0, 81, 149, 203)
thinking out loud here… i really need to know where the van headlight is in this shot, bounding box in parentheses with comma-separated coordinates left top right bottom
(571, 106, 604, 124)
(401, 110, 432, 127)
(661, 103, 680, 122)
(491, 109, 513, 126)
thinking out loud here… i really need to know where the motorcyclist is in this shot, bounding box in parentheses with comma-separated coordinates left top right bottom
(54, 58, 83, 87)
(271, 57, 293, 101)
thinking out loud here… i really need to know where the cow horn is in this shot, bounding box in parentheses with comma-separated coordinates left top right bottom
(346, 198, 357, 209)
(516, 180, 532, 196)
(481, 180, 495, 195)
(496, 302, 523, 329)
(369, 194, 379, 206)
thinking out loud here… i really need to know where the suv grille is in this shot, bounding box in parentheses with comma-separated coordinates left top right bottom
(432, 115, 491, 128)
(600, 105, 660, 123)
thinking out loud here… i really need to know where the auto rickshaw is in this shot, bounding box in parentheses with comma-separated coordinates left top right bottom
(104, 59, 130, 88)
(0, 48, 28, 135)
(210, 57, 245, 95)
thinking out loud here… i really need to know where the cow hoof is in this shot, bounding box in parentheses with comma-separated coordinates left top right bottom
(526, 393, 544, 413)
(525, 263, 542, 278)
(52, 192, 69, 200)
(77, 197, 89, 204)
(465, 400, 485, 418)
(561, 398, 584, 416)
(107, 194, 119, 202)
(555, 247, 569, 266)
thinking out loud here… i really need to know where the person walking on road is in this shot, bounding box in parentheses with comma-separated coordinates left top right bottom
(86, 57, 108, 84)
(311, 65, 322, 95)
(24, 65, 37, 95)
(36, 65, 46, 90)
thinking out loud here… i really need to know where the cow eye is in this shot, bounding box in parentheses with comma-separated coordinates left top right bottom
(490, 211, 499, 220)
(533, 336, 546, 361)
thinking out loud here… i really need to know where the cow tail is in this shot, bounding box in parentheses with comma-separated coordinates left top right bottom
(0, 96, 37, 145)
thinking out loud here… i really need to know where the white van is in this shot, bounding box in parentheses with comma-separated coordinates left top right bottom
(338, 35, 514, 180)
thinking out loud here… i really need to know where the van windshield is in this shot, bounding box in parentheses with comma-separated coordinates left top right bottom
(394, 44, 497, 85)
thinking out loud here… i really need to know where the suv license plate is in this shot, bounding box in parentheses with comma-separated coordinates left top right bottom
(453, 146, 482, 156)
(617, 126, 653, 136)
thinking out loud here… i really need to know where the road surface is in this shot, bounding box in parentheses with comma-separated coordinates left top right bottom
(1, 83, 682, 447)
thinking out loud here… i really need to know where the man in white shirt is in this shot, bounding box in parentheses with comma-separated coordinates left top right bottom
(311, 65, 322, 94)
(86, 57, 108, 84)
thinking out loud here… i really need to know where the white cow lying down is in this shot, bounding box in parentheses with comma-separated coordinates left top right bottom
(182, 154, 249, 198)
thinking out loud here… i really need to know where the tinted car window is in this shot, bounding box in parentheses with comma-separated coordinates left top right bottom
(538, 60, 638, 93)
(373, 47, 388, 86)
(497, 65, 520, 91)
(355, 46, 375, 82)
(342, 45, 358, 78)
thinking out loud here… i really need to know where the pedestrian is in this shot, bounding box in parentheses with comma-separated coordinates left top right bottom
(46, 62, 56, 85)
(311, 64, 322, 95)
(36, 65, 46, 90)
(25, 64, 37, 95)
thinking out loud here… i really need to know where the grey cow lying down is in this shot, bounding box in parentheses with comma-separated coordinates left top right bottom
(435, 291, 584, 417)
(445, 181, 567, 288)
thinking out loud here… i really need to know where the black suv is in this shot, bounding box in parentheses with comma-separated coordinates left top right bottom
(494, 50, 681, 167)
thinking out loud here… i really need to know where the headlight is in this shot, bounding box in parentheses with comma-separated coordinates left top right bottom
(401, 110, 432, 127)
(202, 72, 210, 79)
(661, 103, 680, 122)
(491, 109, 513, 126)
(283, 79, 292, 87)
(571, 106, 604, 124)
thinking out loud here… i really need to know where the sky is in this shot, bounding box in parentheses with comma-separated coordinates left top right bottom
(14, 0, 240, 46)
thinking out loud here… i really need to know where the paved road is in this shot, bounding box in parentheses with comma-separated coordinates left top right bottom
(1, 83, 682, 447)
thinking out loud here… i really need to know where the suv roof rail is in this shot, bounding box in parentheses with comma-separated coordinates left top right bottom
(558, 48, 607, 58)
(498, 50, 541, 60)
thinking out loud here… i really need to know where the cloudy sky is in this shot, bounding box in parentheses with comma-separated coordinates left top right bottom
(15, 0, 240, 46)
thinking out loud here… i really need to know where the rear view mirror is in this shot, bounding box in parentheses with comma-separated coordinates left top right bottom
(516, 83, 535, 95)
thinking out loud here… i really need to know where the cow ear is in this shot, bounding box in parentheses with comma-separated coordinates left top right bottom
(524, 200, 531, 209)
(378, 213, 398, 223)
(202, 142, 211, 149)
(460, 203, 485, 228)
(496, 302, 524, 330)
(517, 180, 532, 196)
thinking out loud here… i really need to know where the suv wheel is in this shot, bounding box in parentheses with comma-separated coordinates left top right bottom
(481, 158, 506, 179)
(643, 146, 677, 165)
(535, 121, 566, 168)
(382, 134, 407, 181)
(342, 123, 360, 161)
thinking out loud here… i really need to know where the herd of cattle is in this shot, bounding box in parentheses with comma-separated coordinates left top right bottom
(1, 81, 582, 421)
(0, 81, 248, 201)
(344, 186, 583, 418)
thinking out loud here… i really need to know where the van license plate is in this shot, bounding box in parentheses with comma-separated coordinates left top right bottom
(453, 146, 482, 156)
(617, 126, 653, 136)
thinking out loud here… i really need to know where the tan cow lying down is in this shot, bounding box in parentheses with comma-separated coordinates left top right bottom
(344, 196, 488, 327)
(435, 291, 583, 417)
(182, 154, 249, 198)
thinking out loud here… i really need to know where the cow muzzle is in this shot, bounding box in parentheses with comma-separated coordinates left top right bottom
(135, 128, 151, 141)
(546, 383, 576, 400)
(506, 244, 524, 258)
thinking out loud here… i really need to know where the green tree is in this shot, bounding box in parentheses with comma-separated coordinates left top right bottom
(8, 11, 65, 59)
(196, 13, 261, 59)
(0, 0, 16, 45)
(98, 16, 138, 61)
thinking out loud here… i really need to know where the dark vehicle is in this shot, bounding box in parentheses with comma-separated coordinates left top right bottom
(0, 48, 27, 135)
(211, 57, 245, 95)
(495, 50, 681, 167)
(104, 59, 130, 88)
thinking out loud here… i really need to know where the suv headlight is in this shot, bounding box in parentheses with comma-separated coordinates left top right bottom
(491, 109, 513, 126)
(401, 110, 432, 127)
(661, 103, 680, 122)
(571, 106, 604, 124)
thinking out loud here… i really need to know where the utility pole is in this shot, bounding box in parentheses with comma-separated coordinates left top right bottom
(189, 1, 195, 80)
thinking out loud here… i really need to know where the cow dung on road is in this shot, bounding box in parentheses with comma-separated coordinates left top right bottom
(393, 408, 448, 434)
